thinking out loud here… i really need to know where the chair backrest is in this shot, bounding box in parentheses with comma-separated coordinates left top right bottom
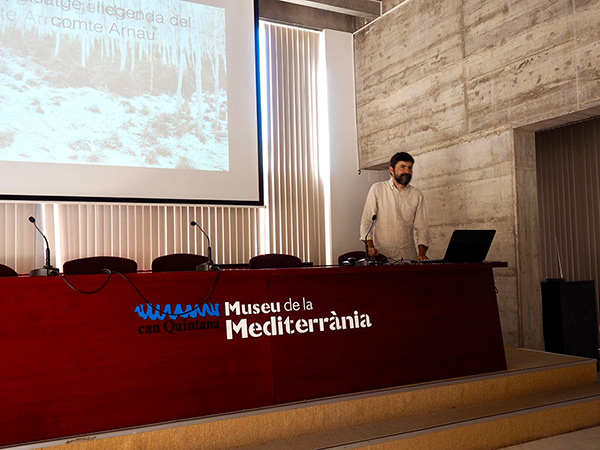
(0, 263, 18, 277)
(151, 253, 209, 272)
(248, 253, 302, 269)
(337, 250, 366, 266)
(63, 256, 138, 275)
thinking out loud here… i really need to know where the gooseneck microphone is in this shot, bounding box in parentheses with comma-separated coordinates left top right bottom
(364, 214, 377, 265)
(190, 220, 215, 270)
(28, 216, 59, 276)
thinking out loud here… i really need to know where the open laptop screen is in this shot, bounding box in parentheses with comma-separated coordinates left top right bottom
(427, 230, 496, 263)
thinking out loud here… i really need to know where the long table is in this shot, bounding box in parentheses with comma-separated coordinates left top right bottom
(0, 263, 507, 446)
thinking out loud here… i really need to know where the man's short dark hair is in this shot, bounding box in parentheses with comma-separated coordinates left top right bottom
(390, 152, 414, 168)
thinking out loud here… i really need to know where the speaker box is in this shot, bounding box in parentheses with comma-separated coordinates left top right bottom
(541, 279, 599, 361)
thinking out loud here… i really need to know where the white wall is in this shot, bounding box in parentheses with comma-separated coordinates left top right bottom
(323, 30, 387, 264)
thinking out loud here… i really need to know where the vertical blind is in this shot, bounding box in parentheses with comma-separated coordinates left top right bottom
(536, 116, 600, 284)
(261, 22, 328, 264)
(0, 203, 36, 272)
(0, 22, 328, 274)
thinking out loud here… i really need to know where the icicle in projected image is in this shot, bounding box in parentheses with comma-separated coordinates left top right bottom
(0, 0, 229, 172)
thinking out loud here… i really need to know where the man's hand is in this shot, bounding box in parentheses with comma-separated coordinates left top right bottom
(418, 244, 429, 262)
(365, 240, 379, 259)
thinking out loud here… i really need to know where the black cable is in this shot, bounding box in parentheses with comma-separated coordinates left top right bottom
(387, 257, 420, 265)
(60, 268, 221, 318)
(60, 270, 113, 294)
(384, 257, 403, 264)
(116, 268, 221, 317)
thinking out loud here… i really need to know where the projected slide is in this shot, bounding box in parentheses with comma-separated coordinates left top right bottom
(0, 0, 228, 171)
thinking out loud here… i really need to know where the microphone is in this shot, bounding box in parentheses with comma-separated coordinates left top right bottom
(190, 220, 215, 270)
(363, 214, 377, 265)
(28, 216, 59, 276)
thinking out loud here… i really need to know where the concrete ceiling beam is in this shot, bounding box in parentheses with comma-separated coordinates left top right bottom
(276, 0, 381, 19)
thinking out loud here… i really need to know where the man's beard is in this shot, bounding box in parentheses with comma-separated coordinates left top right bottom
(394, 173, 412, 186)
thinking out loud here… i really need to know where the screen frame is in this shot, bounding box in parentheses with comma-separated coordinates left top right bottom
(0, 0, 263, 207)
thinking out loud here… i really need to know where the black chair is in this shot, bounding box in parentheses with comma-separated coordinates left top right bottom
(62, 256, 138, 275)
(0, 263, 18, 277)
(151, 253, 209, 272)
(248, 253, 302, 269)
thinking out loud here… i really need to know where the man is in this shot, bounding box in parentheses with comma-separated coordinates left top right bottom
(360, 152, 430, 262)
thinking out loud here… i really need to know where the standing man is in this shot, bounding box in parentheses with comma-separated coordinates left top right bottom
(360, 152, 430, 262)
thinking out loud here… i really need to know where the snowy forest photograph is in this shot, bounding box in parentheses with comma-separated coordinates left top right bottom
(0, 0, 229, 171)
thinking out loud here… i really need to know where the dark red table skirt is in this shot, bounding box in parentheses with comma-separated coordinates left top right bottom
(0, 263, 507, 446)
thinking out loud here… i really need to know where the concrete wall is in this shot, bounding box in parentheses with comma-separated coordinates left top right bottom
(381, 0, 405, 14)
(355, 0, 600, 167)
(353, 0, 600, 348)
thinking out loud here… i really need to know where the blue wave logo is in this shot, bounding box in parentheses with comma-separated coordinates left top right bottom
(135, 303, 220, 321)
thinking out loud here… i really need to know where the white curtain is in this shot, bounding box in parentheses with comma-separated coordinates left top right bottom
(0, 203, 37, 272)
(0, 22, 329, 274)
(260, 22, 328, 264)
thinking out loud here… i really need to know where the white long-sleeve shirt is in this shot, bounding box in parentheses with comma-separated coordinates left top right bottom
(360, 178, 430, 261)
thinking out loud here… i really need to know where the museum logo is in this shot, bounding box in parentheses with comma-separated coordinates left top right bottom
(135, 303, 221, 335)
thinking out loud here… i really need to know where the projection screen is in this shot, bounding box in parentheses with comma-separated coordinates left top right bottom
(0, 0, 262, 205)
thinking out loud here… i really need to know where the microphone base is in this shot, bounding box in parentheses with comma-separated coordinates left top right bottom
(196, 262, 219, 271)
(30, 266, 60, 277)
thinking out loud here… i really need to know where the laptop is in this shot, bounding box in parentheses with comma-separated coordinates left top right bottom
(423, 230, 496, 263)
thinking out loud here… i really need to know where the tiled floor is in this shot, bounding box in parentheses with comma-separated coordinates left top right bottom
(501, 426, 600, 449)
